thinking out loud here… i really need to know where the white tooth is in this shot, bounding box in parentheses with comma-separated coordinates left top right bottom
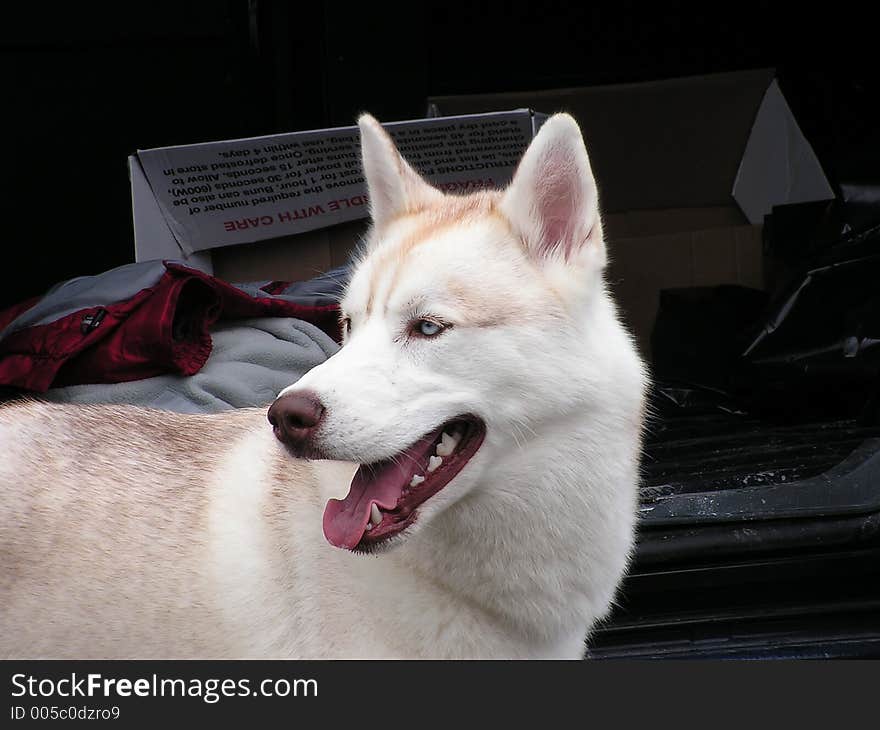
(409, 474, 425, 487)
(436, 432, 456, 457)
(428, 455, 443, 472)
(365, 522, 373, 531)
(370, 503, 382, 527)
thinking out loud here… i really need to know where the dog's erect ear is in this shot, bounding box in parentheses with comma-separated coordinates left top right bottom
(500, 113, 603, 267)
(358, 114, 442, 228)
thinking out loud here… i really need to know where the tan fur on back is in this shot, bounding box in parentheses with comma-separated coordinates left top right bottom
(0, 401, 313, 658)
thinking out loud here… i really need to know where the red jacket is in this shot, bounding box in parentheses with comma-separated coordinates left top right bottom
(0, 261, 341, 393)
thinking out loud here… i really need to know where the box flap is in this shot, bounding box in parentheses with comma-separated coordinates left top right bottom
(430, 69, 777, 213)
(130, 155, 182, 261)
(129, 155, 213, 272)
(733, 79, 835, 223)
(133, 110, 538, 258)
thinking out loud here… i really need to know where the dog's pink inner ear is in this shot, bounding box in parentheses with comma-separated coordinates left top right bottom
(533, 150, 589, 256)
(501, 114, 602, 264)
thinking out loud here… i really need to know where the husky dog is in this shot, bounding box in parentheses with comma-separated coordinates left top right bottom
(0, 113, 647, 659)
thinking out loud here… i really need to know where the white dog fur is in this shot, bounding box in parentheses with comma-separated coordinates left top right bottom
(0, 113, 647, 658)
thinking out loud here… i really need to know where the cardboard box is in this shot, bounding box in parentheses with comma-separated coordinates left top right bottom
(130, 110, 547, 282)
(130, 70, 831, 356)
(429, 69, 833, 354)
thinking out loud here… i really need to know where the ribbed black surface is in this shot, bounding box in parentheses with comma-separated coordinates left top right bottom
(640, 411, 880, 502)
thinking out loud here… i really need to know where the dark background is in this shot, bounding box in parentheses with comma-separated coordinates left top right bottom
(2, 1, 877, 310)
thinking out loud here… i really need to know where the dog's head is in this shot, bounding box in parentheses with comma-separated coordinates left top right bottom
(269, 112, 628, 553)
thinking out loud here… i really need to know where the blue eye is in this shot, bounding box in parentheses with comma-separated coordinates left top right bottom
(415, 319, 444, 337)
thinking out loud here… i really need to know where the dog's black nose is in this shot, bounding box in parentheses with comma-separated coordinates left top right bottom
(268, 391, 325, 448)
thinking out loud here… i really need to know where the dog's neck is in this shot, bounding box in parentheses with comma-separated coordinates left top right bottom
(399, 407, 640, 646)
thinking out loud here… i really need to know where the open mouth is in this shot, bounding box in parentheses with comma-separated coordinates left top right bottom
(322, 416, 486, 551)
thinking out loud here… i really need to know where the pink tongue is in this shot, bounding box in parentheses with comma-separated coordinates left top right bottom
(323, 457, 416, 549)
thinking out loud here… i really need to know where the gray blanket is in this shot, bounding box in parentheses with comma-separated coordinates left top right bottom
(43, 317, 338, 414)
